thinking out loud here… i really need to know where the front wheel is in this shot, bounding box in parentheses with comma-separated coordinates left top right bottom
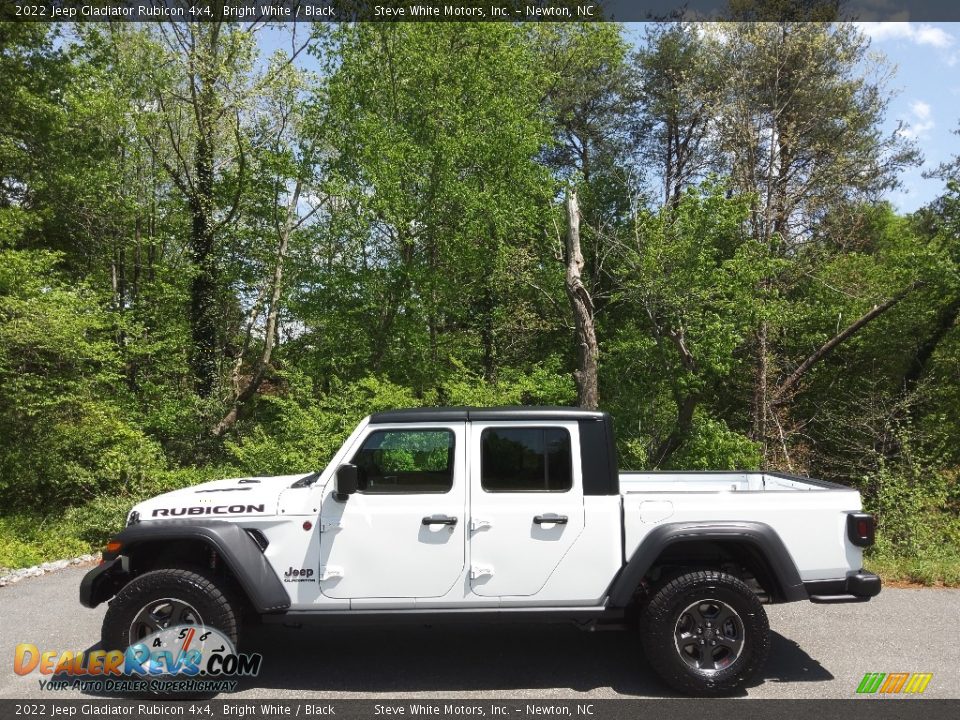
(101, 567, 241, 652)
(639, 570, 770, 696)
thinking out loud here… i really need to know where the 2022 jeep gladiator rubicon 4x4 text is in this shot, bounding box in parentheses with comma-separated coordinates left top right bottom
(81, 407, 880, 695)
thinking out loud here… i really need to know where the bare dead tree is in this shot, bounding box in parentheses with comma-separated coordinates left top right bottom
(564, 188, 600, 410)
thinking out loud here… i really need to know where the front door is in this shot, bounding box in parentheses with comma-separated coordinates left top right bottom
(319, 423, 467, 599)
(469, 422, 585, 597)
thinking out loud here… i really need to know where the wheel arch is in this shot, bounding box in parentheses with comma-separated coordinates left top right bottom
(607, 521, 808, 607)
(83, 521, 289, 614)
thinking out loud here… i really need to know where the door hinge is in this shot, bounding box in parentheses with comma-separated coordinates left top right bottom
(318, 566, 344, 581)
(470, 565, 494, 580)
(320, 521, 341, 533)
(470, 518, 492, 532)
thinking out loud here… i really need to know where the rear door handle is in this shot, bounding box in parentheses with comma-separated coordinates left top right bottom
(422, 515, 458, 526)
(534, 515, 568, 525)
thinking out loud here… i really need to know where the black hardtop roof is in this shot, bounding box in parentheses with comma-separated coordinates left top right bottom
(368, 406, 608, 424)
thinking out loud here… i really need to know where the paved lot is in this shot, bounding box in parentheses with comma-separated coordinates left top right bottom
(1, 564, 958, 699)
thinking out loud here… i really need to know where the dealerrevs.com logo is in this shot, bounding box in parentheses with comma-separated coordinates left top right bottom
(856, 672, 933, 695)
(14, 625, 262, 694)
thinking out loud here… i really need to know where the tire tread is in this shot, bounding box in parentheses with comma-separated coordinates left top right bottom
(102, 567, 240, 652)
(639, 570, 769, 696)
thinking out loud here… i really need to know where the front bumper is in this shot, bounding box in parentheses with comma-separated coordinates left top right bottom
(804, 570, 882, 603)
(79, 557, 126, 608)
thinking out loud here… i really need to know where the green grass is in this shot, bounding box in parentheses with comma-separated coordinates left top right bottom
(865, 547, 960, 587)
(0, 497, 135, 570)
(0, 514, 92, 569)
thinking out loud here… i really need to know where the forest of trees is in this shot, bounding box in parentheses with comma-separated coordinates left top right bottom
(1, 18, 959, 583)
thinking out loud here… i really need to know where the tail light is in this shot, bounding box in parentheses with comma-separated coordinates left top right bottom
(847, 513, 875, 547)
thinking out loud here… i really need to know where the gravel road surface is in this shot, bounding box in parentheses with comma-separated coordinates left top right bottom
(1, 564, 957, 700)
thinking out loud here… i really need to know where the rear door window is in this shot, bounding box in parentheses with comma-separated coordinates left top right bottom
(480, 427, 572, 492)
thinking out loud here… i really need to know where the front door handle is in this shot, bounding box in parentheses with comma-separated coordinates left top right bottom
(534, 515, 568, 525)
(422, 515, 458, 526)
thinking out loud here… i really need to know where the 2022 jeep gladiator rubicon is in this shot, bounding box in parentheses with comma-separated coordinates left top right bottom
(81, 407, 880, 695)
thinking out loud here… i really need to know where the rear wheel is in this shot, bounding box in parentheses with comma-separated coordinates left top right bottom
(639, 570, 769, 696)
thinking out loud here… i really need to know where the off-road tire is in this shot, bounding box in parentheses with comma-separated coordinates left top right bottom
(639, 570, 769, 696)
(101, 567, 241, 652)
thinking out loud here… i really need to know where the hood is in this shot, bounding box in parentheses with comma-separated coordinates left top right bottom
(131, 473, 314, 522)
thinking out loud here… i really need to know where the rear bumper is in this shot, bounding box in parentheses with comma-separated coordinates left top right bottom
(79, 557, 126, 608)
(804, 570, 881, 603)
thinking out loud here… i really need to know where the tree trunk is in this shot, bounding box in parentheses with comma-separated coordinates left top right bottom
(188, 31, 220, 397)
(564, 188, 599, 411)
(651, 327, 699, 466)
(751, 319, 769, 464)
(480, 282, 497, 382)
(189, 128, 218, 398)
(651, 394, 697, 467)
(480, 222, 498, 382)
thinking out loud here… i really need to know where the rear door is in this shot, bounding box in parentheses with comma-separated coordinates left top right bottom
(318, 423, 467, 599)
(468, 421, 585, 597)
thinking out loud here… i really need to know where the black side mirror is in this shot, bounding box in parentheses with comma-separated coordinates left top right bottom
(335, 463, 359, 501)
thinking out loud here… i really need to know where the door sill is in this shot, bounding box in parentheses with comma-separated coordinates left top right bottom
(263, 605, 619, 626)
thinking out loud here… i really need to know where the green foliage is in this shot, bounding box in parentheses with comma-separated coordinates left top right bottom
(0, 467, 227, 570)
(297, 22, 556, 391)
(862, 459, 960, 586)
(863, 459, 959, 559)
(57, 466, 226, 546)
(865, 551, 960, 588)
(225, 375, 424, 476)
(0, 249, 166, 507)
(668, 415, 762, 471)
(604, 181, 766, 467)
(711, 21, 918, 243)
(440, 358, 576, 408)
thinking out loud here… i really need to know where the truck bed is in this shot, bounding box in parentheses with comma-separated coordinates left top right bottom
(618, 471, 864, 583)
(619, 470, 844, 493)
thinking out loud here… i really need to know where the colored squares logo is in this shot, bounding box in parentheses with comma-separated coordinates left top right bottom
(856, 672, 933, 694)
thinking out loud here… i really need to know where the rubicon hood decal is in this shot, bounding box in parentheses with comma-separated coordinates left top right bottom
(131, 472, 314, 521)
(151, 504, 266, 517)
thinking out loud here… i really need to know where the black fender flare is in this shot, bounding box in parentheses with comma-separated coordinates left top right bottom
(606, 521, 808, 606)
(81, 521, 290, 614)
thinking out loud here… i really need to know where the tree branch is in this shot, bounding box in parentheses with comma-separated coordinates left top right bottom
(772, 280, 921, 405)
(666, 326, 696, 372)
(215, 110, 246, 232)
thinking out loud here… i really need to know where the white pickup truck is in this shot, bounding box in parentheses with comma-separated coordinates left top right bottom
(81, 407, 879, 696)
